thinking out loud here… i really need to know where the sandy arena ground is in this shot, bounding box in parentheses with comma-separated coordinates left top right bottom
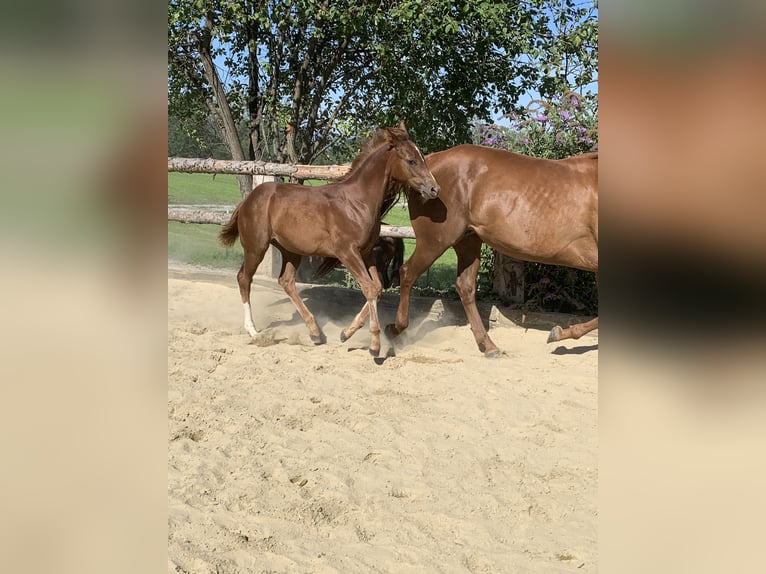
(168, 264, 598, 573)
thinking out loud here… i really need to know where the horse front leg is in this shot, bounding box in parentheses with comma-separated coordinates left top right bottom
(385, 241, 446, 339)
(338, 252, 383, 357)
(340, 302, 370, 343)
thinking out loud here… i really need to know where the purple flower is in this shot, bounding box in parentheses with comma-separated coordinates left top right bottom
(561, 110, 571, 120)
(571, 96, 580, 107)
(523, 137, 529, 144)
(539, 277, 551, 285)
(535, 114, 547, 122)
(579, 126, 587, 134)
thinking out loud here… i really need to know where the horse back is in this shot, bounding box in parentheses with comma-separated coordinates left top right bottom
(421, 144, 598, 269)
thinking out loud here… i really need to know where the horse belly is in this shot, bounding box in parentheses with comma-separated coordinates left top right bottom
(272, 228, 332, 256)
(476, 217, 596, 270)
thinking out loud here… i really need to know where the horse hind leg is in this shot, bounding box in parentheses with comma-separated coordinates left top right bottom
(238, 248, 268, 338)
(278, 250, 326, 345)
(548, 317, 598, 343)
(454, 235, 501, 358)
(548, 270, 598, 343)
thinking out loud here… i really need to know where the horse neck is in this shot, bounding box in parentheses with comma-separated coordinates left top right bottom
(343, 145, 394, 209)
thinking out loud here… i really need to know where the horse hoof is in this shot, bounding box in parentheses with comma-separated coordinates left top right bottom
(547, 326, 563, 343)
(369, 347, 381, 358)
(485, 349, 502, 359)
(384, 324, 399, 338)
(339, 331, 348, 343)
(311, 333, 326, 345)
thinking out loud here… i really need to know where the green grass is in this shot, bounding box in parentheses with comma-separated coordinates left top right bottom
(382, 205, 457, 294)
(168, 172, 242, 205)
(169, 221, 243, 269)
(167, 173, 458, 293)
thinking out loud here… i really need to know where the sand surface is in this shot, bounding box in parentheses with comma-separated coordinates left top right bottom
(168, 265, 598, 573)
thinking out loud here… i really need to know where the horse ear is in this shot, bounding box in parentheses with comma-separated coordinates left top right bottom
(397, 119, 408, 132)
(383, 128, 398, 146)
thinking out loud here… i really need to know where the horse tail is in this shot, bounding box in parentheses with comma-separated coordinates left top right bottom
(315, 257, 341, 278)
(219, 205, 241, 247)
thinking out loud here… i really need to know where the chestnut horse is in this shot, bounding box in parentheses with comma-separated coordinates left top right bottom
(386, 144, 598, 357)
(219, 123, 440, 356)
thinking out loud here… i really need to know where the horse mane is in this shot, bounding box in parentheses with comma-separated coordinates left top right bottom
(379, 182, 405, 219)
(339, 126, 410, 183)
(348, 126, 409, 217)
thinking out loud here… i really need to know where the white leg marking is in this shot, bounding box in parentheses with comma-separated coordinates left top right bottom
(243, 302, 257, 337)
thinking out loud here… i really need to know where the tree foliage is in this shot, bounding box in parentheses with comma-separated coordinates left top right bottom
(168, 0, 598, 165)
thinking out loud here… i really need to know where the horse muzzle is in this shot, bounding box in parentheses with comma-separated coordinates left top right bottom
(415, 181, 441, 201)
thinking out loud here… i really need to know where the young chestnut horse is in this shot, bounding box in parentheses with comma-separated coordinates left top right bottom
(219, 124, 440, 356)
(386, 144, 598, 357)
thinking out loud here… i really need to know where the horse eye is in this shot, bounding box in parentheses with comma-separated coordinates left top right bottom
(407, 159, 417, 166)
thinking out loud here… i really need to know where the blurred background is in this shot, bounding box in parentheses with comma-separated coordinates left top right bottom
(0, 1, 764, 573)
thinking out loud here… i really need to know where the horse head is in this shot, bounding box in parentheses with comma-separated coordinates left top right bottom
(384, 121, 440, 202)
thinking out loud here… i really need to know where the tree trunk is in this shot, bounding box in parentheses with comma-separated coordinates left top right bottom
(492, 253, 525, 304)
(198, 14, 252, 197)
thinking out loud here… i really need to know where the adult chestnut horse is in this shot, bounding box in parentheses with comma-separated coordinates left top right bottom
(219, 123, 440, 356)
(386, 144, 598, 357)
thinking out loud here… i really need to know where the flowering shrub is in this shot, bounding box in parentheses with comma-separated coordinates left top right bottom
(477, 91, 597, 159)
(475, 91, 598, 315)
(524, 265, 598, 315)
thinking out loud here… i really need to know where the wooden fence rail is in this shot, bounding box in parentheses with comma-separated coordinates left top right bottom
(168, 157, 350, 181)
